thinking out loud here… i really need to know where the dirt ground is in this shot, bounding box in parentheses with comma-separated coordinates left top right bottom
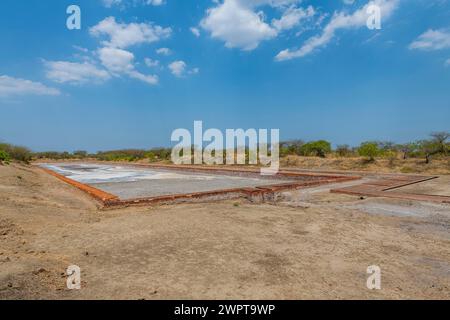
(0, 163, 449, 300)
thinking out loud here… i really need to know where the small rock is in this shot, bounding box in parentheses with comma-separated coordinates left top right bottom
(85, 251, 89, 256)
(32, 268, 47, 275)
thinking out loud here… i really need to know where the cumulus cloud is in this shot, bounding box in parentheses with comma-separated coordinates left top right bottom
(102, 0, 165, 7)
(90, 17, 171, 49)
(190, 27, 201, 37)
(102, 0, 122, 7)
(275, 0, 399, 61)
(0, 75, 60, 97)
(147, 0, 164, 5)
(168, 61, 187, 77)
(156, 47, 172, 55)
(44, 61, 111, 84)
(98, 47, 135, 73)
(168, 61, 199, 77)
(200, 0, 278, 51)
(200, 0, 319, 51)
(144, 58, 160, 67)
(409, 29, 450, 51)
(272, 5, 315, 32)
(98, 47, 158, 85)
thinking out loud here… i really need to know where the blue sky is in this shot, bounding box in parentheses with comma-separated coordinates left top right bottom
(0, 0, 449, 152)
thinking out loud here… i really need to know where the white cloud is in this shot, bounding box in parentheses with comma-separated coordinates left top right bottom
(275, 0, 399, 61)
(168, 61, 199, 77)
(189, 67, 200, 75)
(127, 70, 159, 85)
(146, 0, 164, 5)
(0, 75, 60, 97)
(445, 58, 450, 67)
(168, 60, 187, 77)
(73, 45, 89, 53)
(98, 47, 158, 85)
(272, 5, 315, 32)
(200, 0, 318, 51)
(90, 17, 171, 49)
(156, 47, 172, 55)
(200, 0, 277, 51)
(190, 27, 201, 37)
(98, 47, 135, 73)
(409, 29, 450, 51)
(102, 0, 122, 7)
(144, 58, 160, 67)
(44, 61, 110, 84)
(102, 0, 165, 7)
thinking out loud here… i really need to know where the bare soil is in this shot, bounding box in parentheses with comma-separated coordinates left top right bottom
(0, 163, 449, 299)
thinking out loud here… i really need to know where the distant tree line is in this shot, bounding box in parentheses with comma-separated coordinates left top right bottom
(0, 131, 448, 165)
(280, 131, 449, 163)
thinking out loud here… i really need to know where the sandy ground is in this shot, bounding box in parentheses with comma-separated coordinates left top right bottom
(389, 176, 450, 197)
(0, 163, 449, 300)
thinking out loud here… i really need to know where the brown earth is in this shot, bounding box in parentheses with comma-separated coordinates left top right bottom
(0, 163, 449, 299)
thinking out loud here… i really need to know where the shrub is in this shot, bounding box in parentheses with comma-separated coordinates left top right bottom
(280, 140, 304, 156)
(300, 140, 331, 158)
(0, 150, 11, 164)
(0, 143, 32, 163)
(417, 140, 440, 164)
(336, 144, 352, 157)
(430, 131, 449, 155)
(358, 142, 380, 162)
(396, 142, 419, 159)
(95, 149, 147, 162)
(73, 150, 88, 158)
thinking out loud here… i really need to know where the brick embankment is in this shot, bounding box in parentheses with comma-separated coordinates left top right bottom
(39, 164, 360, 208)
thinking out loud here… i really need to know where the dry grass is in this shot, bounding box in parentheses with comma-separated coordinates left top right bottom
(281, 155, 450, 175)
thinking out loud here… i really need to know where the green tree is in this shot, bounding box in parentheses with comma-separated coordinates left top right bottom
(396, 142, 418, 160)
(418, 140, 440, 164)
(430, 131, 449, 155)
(300, 140, 331, 158)
(336, 144, 352, 157)
(280, 140, 304, 156)
(358, 142, 380, 162)
(73, 150, 88, 158)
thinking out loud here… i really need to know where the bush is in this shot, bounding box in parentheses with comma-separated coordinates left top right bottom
(358, 142, 380, 162)
(280, 140, 304, 156)
(73, 150, 88, 158)
(336, 144, 352, 157)
(0, 150, 11, 164)
(0, 143, 32, 163)
(417, 140, 440, 164)
(300, 140, 331, 158)
(95, 149, 147, 162)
